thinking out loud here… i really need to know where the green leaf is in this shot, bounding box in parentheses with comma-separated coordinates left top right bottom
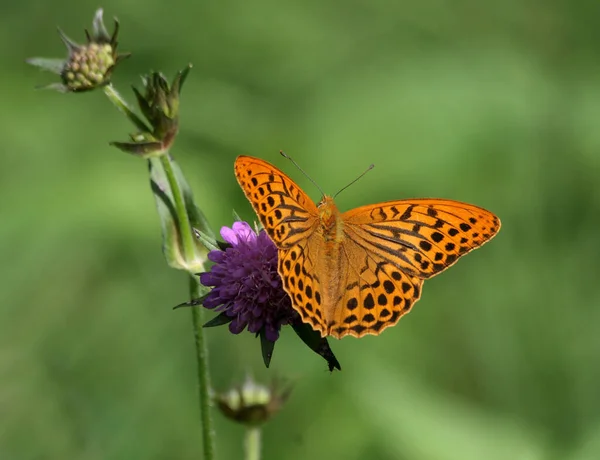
(193, 228, 219, 252)
(232, 209, 243, 222)
(148, 157, 209, 272)
(173, 294, 209, 309)
(203, 311, 234, 328)
(260, 330, 275, 368)
(291, 321, 341, 371)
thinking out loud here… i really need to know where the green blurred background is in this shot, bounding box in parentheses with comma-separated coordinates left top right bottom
(5, 0, 600, 458)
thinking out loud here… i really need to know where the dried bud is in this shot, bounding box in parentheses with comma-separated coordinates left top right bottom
(27, 9, 130, 93)
(215, 378, 292, 427)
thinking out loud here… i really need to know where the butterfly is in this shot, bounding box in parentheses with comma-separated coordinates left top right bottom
(234, 155, 500, 339)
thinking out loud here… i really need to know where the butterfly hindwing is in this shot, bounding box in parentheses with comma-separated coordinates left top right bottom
(342, 199, 500, 280)
(278, 238, 328, 335)
(235, 156, 318, 248)
(328, 238, 424, 338)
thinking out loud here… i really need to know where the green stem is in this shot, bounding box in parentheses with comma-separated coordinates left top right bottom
(189, 275, 216, 460)
(102, 85, 216, 459)
(103, 84, 150, 133)
(245, 427, 262, 460)
(160, 153, 215, 459)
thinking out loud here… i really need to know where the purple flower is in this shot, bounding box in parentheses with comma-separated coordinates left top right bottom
(200, 221, 298, 342)
(193, 221, 341, 371)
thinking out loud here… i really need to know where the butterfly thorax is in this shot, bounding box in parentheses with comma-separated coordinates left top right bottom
(317, 195, 344, 243)
(316, 195, 347, 327)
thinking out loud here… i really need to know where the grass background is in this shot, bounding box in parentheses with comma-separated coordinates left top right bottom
(4, 0, 600, 458)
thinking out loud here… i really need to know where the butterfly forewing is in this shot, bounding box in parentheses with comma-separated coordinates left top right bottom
(235, 156, 329, 335)
(235, 156, 318, 248)
(342, 199, 501, 280)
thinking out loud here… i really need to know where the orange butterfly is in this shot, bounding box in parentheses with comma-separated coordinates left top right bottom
(235, 155, 500, 339)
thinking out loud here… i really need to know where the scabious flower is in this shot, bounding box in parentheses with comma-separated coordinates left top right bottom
(200, 221, 298, 341)
(194, 221, 340, 370)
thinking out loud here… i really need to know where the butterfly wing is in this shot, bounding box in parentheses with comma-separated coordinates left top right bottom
(277, 234, 329, 334)
(328, 236, 424, 338)
(342, 199, 501, 280)
(234, 156, 319, 248)
(235, 156, 328, 333)
(325, 199, 500, 338)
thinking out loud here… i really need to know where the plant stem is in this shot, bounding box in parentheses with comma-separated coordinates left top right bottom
(160, 153, 215, 459)
(103, 84, 150, 133)
(102, 85, 216, 459)
(189, 275, 216, 460)
(245, 427, 262, 460)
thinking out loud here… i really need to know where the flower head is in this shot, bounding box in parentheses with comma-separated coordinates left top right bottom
(188, 221, 341, 370)
(200, 221, 297, 342)
(27, 9, 130, 93)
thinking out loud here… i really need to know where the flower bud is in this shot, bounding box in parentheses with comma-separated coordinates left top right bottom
(27, 9, 130, 93)
(215, 378, 292, 427)
(110, 66, 191, 158)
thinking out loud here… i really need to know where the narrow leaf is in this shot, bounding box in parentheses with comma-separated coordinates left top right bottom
(292, 321, 341, 371)
(232, 209, 243, 222)
(173, 294, 210, 309)
(260, 330, 275, 368)
(149, 157, 185, 270)
(204, 312, 234, 328)
(193, 228, 219, 252)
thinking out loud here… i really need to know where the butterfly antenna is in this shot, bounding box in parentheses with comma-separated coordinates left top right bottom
(279, 150, 325, 196)
(333, 164, 375, 199)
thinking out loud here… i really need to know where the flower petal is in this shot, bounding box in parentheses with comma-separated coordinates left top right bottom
(220, 226, 240, 246)
(231, 221, 256, 243)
